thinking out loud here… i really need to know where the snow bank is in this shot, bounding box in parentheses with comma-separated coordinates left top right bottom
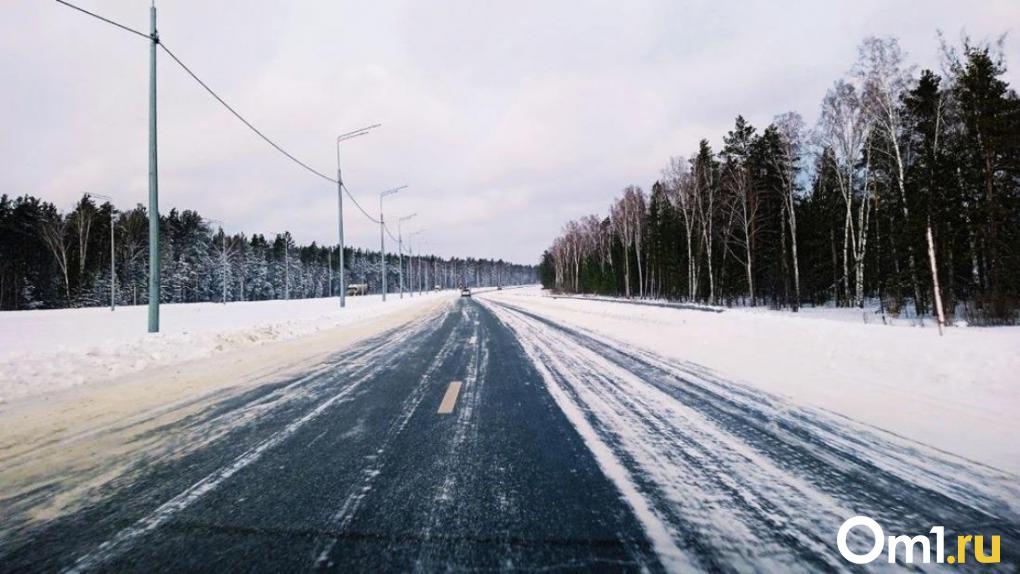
(482, 287, 1020, 474)
(0, 293, 452, 402)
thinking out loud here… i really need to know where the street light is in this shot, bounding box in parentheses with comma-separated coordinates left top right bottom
(327, 243, 333, 297)
(397, 213, 418, 299)
(378, 185, 407, 301)
(207, 219, 228, 304)
(91, 194, 116, 311)
(408, 230, 425, 297)
(336, 123, 381, 309)
(416, 238, 435, 296)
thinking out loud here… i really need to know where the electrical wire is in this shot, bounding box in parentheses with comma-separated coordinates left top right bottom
(158, 43, 337, 184)
(55, 0, 397, 233)
(341, 184, 381, 224)
(54, 0, 150, 40)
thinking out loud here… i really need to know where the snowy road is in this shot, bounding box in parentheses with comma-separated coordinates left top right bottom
(1, 295, 1017, 572)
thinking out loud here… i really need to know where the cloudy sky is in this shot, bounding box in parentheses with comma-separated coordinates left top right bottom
(2, 1, 1016, 263)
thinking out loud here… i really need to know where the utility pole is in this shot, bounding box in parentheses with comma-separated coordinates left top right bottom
(406, 237, 413, 298)
(378, 186, 406, 301)
(380, 201, 386, 301)
(284, 234, 290, 300)
(418, 241, 429, 295)
(397, 213, 417, 299)
(336, 124, 379, 308)
(147, 2, 160, 332)
(337, 170, 343, 304)
(221, 231, 227, 303)
(111, 206, 116, 309)
(327, 246, 332, 297)
(409, 230, 424, 297)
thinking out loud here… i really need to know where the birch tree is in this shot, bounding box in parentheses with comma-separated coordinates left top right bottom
(773, 112, 804, 311)
(692, 141, 718, 304)
(819, 80, 872, 306)
(856, 36, 925, 316)
(664, 157, 699, 301)
(610, 194, 636, 298)
(37, 213, 72, 302)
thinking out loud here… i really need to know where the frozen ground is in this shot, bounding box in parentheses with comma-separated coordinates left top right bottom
(482, 287, 1020, 474)
(0, 292, 452, 402)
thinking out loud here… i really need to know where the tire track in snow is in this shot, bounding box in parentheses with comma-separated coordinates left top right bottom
(65, 304, 456, 574)
(413, 303, 489, 569)
(311, 303, 475, 568)
(481, 297, 1020, 573)
(479, 299, 699, 572)
(499, 298, 1020, 523)
(487, 301, 841, 572)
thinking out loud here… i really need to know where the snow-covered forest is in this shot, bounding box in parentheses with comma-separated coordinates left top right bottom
(539, 36, 1020, 326)
(0, 196, 535, 310)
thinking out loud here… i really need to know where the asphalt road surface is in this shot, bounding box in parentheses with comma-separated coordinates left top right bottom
(1, 295, 1017, 572)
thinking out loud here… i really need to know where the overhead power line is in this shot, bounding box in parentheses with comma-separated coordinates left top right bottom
(56, 0, 330, 185)
(54, 0, 150, 40)
(385, 224, 400, 243)
(341, 183, 381, 224)
(55, 0, 395, 232)
(157, 43, 337, 184)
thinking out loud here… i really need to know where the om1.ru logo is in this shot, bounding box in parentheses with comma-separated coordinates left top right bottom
(837, 516, 1000, 565)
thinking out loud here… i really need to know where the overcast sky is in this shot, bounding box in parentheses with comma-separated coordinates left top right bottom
(2, 1, 1016, 264)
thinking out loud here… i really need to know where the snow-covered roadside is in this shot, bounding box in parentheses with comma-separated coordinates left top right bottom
(0, 293, 454, 402)
(480, 287, 1020, 474)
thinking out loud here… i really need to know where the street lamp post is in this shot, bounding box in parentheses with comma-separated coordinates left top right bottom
(378, 186, 407, 301)
(397, 213, 418, 299)
(409, 230, 424, 297)
(283, 234, 290, 300)
(416, 239, 430, 296)
(336, 124, 380, 308)
(92, 194, 116, 311)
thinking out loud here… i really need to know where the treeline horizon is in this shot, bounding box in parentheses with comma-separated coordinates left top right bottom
(539, 34, 1019, 326)
(0, 193, 536, 311)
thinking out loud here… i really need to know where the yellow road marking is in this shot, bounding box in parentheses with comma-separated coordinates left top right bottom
(438, 382, 463, 414)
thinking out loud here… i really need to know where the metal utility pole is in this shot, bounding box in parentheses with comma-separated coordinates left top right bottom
(111, 206, 116, 309)
(397, 213, 417, 299)
(409, 230, 424, 297)
(378, 186, 406, 301)
(283, 234, 290, 300)
(417, 240, 429, 295)
(406, 236, 412, 298)
(92, 194, 116, 311)
(147, 3, 160, 332)
(221, 232, 227, 303)
(336, 124, 380, 308)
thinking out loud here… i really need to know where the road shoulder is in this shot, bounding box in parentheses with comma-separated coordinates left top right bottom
(0, 295, 454, 524)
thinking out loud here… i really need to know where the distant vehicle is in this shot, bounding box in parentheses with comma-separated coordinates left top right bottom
(497, 286, 503, 290)
(346, 283, 369, 296)
(434, 285, 441, 291)
(460, 287, 472, 297)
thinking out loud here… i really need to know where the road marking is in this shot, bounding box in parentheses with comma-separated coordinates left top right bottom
(437, 381, 463, 414)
